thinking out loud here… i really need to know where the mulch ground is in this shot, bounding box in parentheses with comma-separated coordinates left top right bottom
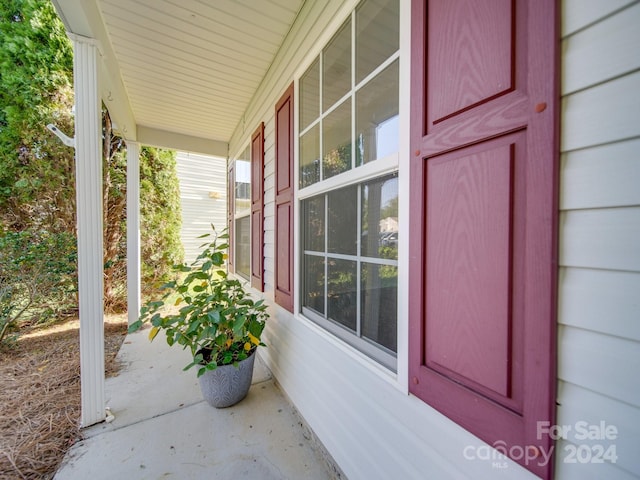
(0, 317, 127, 480)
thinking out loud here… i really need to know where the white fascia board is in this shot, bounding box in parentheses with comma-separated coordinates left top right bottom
(51, 0, 137, 141)
(137, 126, 229, 158)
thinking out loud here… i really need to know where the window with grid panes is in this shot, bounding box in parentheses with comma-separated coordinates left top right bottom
(299, 0, 399, 370)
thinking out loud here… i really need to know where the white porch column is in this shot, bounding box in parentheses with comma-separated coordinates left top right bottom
(126, 141, 141, 325)
(71, 34, 105, 427)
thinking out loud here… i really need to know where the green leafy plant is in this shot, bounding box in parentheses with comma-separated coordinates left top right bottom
(128, 226, 268, 377)
(0, 229, 77, 345)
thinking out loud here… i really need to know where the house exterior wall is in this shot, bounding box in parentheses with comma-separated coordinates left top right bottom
(228, 1, 640, 478)
(175, 152, 227, 264)
(557, 1, 640, 478)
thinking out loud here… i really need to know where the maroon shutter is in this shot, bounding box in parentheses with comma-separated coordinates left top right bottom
(408, 1, 558, 478)
(274, 84, 294, 312)
(227, 163, 235, 273)
(251, 123, 265, 291)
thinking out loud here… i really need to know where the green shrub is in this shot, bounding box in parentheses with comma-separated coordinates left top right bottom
(0, 229, 77, 344)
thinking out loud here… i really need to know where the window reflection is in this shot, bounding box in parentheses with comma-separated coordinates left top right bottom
(328, 184, 358, 256)
(300, 125, 320, 188)
(300, 58, 320, 131)
(361, 263, 397, 352)
(302, 255, 325, 315)
(361, 173, 398, 260)
(327, 258, 357, 332)
(300, 173, 398, 364)
(323, 100, 352, 180)
(323, 19, 351, 112)
(356, 60, 399, 166)
(235, 216, 250, 280)
(303, 196, 325, 252)
(234, 147, 251, 280)
(356, 0, 400, 83)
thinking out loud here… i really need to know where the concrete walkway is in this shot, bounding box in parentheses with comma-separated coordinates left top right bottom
(54, 329, 335, 480)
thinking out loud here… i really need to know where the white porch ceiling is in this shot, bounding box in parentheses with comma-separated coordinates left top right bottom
(52, 0, 305, 155)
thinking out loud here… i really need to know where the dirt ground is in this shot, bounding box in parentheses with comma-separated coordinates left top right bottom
(0, 316, 128, 480)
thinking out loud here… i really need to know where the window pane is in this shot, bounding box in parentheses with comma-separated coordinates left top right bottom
(355, 0, 399, 84)
(303, 255, 325, 315)
(328, 184, 357, 255)
(361, 262, 397, 352)
(300, 124, 320, 188)
(302, 196, 325, 252)
(323, 18, 351, 111)
(361, 173, 398, 259)
(356, 60, 399, 166)
(300, 58, 320, 131)
(234, 158, 251, 217)
(327, 258, 357, 332)
(323, 99, 352, 180)
(235, 216, 250, 279)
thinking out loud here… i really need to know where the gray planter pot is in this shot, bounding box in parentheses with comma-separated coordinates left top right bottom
(198, 352, 256, 408)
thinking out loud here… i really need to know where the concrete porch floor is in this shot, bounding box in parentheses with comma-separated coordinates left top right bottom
(54, 329, 337, 480)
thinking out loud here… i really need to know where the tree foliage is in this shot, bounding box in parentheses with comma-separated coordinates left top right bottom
(0, 0, 184, 333)
(140, 147, 184, 295)
(101, 127, 184, 311)
(0, 0, 75, 233)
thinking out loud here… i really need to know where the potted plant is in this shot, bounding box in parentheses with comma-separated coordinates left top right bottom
(128, 226, 268, 408)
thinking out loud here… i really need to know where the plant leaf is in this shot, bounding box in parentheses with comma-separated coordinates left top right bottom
(207, 310, 220, 323)
(148, 326, 160, 341)
(232, 315, 245, 336)
(248, 318, 265, 338)
(128, 320, 143, 333)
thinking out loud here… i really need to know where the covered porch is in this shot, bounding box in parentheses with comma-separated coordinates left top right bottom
(44, 1, 640, 479)
(50, 0, 306, 427)
(54, 328, 338, 479)
(48, 1, 338, 475)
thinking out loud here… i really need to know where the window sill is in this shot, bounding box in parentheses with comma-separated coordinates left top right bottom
(294, 310, 403, 391)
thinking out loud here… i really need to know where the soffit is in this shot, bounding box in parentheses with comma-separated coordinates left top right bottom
(97, 0, 304, 143)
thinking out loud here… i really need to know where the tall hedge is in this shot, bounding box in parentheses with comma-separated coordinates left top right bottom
(140, 147, 184, 296)
(0, 0, 76, 233)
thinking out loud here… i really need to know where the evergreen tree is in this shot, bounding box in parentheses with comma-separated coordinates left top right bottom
(0, 0, 75, 232)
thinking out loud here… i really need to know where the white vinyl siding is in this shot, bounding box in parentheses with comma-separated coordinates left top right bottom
(263, 115, 277, 295)
(229, 1, 537, 478)
(175, 152, 227, 264)
(558, 1, 640, 479)
(226, 0, 640, 479)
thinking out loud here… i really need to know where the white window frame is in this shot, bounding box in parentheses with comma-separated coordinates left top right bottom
(232, 143, 251, 281)
(295, 0, 403, 372)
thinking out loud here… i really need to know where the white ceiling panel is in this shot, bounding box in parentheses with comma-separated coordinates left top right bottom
(97, 0, 304, 143)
